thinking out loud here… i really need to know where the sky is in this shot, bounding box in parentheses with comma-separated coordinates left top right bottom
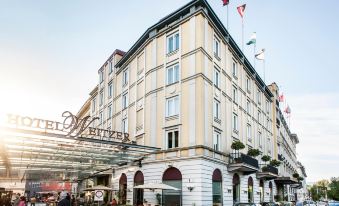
(0, 0, 339, 183)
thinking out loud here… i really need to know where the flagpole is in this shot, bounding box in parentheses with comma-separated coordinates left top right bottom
(241, 17, 244, 51)
(254, 43, 256, 69)
(263, 59, 266, 84)
(227, 4, 229, 30)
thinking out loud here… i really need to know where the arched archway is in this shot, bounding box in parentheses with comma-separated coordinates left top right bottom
(269, 181, 273, 201)
(119, 173, 127, 204)
(162, 167, 182, 206)
(233, 173, 240, 203)
(133, 171, 144, 205)
(248, 177, 254, 203)
(212, 169, 223, 205)
(259, 180, 264, 203)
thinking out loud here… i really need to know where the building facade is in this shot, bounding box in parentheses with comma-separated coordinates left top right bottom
(78, 0, 306, 205)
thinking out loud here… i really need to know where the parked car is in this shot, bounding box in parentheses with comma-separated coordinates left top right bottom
(234, 202, 260, 206)
(261, 202, 280, 206)
(317, 201, 328, 206)
(302, 200, 317, 206)
(280, 201, 294, 206)
(328, 201, 339, 206)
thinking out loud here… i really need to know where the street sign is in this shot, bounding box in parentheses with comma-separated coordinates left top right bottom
(94, 190, 104, 201)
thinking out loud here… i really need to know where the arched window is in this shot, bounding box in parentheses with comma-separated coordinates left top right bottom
(259, 180, 264, 203)
(119, 173, 127, 205)
(233, 174, 240, 203)
(269, 181, 273, 201)
(212, 169, 223, 206)
(248, 177, 254, 203)
(133, 171, 144, 205)
(163, 167, 182, 206)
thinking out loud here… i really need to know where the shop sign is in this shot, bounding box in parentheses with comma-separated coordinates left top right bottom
(94, 190, 104, 201)
(6, 111, 130, 142)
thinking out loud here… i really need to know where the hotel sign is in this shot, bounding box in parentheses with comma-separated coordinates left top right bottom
(6, 111, 130, 142)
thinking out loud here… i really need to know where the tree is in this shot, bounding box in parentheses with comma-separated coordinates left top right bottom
(293, 173, 300, 179)
(261, 155, 271, 164)
(328, 177, 339, 200)
(231, 141, 245, 150)
(269, 159, 281, 167)
(247, 148, 261, 157)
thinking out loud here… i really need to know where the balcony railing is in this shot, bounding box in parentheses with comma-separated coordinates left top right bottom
(228, 153, 259, 173)
(262, 165, 279, 175)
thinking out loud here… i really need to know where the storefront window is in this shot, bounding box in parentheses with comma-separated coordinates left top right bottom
(259, 180, 264, 203)
(212, 169, 222, 206)
(134, 171, 144, 206)
(248, 177, 254, 203)
(269, 181, 273, 201)
(233, 174, 240, 203)
(163, 167, 182, 206)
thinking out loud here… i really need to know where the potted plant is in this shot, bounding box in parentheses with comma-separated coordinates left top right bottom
(231, 141, 245, 161)
(156, 193, 161, 205)
(297, 177, 304, 182)
(247, 148, 261, 157)
(261, 155, 271, 165)
(293, 173, 300, 179)
(269, 159, 281, 167)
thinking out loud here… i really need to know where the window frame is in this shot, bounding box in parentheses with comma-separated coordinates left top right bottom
(213, 99, 220, 120)
(122, 69, 129, 86)
(213, 131, 221, 151)
(122, 118, 128, 133)
(232, 60, 238, 77)
(166, 129, 179, 149)
(166, 63, 180, 85)
(92, 98, 96, 112)
(166, 96, 179, 117)
(167, 31, 180, 54)
(213, 37, 220, 58)
(99, 91, 104, 106)
(122, 92, 129, 109)
(213, 67, 220, 88)
(108, 83, 113, 98)
(233, 113, 238, 131)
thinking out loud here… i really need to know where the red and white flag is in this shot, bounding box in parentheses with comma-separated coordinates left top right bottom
(222, 0, 229, 6)
(278, 93, 284, 102)
(284, 105, 291, 114)
(237, 4, 246, 18)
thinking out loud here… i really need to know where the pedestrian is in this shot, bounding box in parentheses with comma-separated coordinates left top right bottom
(30, 196, 36, 206)
(57, 192, 70, 206)
(18, 196, 26, 206)
(111, 198, 117, 206)
(13, 194, 20, 206)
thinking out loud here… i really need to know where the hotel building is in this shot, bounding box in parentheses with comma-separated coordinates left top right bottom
(78, 0, 306, 205)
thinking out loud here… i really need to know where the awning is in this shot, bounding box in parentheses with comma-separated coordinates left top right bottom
(274, 176, 298, 185)
(133, 183, 180, 191)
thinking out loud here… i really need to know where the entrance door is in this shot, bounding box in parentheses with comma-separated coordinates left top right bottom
(162, 167, 182, 206)
(133, 171, 144, 206)
(119, 173, 127, 205)
(233, 174, 240, 203)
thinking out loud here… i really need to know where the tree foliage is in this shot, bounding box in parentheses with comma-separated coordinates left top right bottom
(231, 141, 245, 150)
(269, 159, 281, 167)
(247, 148, 261, 157)
(261, 155, 271, 162)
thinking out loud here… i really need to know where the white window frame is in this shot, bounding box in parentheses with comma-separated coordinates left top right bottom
(99, 70, 104, 83)
(247, 124, 252, 141)
(166, 129, 179, 149)
(213, 131, 221, 151)
(233, 113, 238, 131)
(108, 83, 113, 98)
(258, 110, 261, 124)
(247, 99, 251, 114)
(122, 118, 128, 133)
(108, 104, 112, 119)
(233, 86, 238, 103)
(246, 77, 251, 92)
(100, 111, 103, 124)
(213, 99, 220, 120)
(232, 61, 238, 77)
(109, 61, 113, 74)
(166, 96, 179, 117)
(214, 68, 220, 88)
(213, 37, 220, 58)
(167, 31, 180, 54)
(257, 90, 262, 105)
(99, 91, 104, 106)
(258, 131, 262, 148)
(122, 92, 128, 109)
(166, 64, 179, 85)
(122, 69, 129, 86)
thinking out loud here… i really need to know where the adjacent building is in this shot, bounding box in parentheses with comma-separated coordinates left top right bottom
(77, 0, 306, 205)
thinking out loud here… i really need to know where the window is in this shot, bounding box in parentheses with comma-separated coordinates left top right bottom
(257, 90, 261, 105)
(232, 61, 238, 77)
(99, 70, 104, 83)
(214, 68, 220, 88)
(267, 118, 270, 130)
(233, 86, 238, 103)
(233, 113, 238, 131)
(246, 99, 251, 114)
(100, 111, 103, 124)
(122, 69, 129, 86)
(246, 77, 251, 92)
(92, 98, 96, 112)
(247, 124, 252, 141)
(166, 96, 179, 117)
(109, 61, 113, 74)
(167, 130, 179, 149)
(267, 137, 272, 154)
(99, 91, 104, 106)
(213, 99, 220, 120)
(108, 83, 113, 98)
(122, 93, 128, 109)
(213, 131, 221, 151)
(212, 169, 223, 205)
(266, 100, 270, 114)
(258, 110, 261, 124)
(258, 132, 262, 148)
(122, 118, 128, 133)
(167, 32, 179, 53)
(213, 37, 220, 57)
(166, 64, 179, 85)
(108, 105, 112, 119)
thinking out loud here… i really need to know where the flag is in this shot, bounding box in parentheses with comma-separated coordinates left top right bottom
(237, 4, 246, 18)
(278, 93, 284, 102)
(222, 0, 229, 6)
(255, 49, 265, 60)
(246, 32, 256, 45)
(284, 105, 291, 114)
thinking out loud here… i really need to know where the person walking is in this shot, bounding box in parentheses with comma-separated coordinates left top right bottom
(13, 194, 20, 206)
(57, 192, 70, 206)
(18, 196, 26, 206)
(110, 198, 117, 206)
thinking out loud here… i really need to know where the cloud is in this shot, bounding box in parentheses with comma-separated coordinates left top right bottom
(287, 93, 339, 182)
